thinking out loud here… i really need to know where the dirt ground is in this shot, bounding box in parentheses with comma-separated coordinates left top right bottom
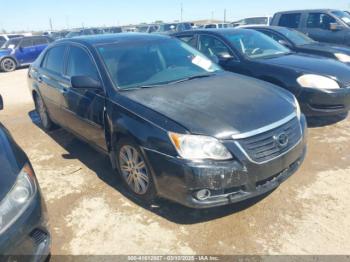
(1, 69, 350, 256)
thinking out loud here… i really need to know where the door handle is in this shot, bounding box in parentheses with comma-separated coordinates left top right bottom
(37, 76, 43, 83)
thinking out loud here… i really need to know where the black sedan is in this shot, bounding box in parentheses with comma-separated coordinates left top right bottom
(0, 95, 50, 260)
(28, 34, 307, 209)
(245, 26, 350, 65)
(173, 29, 350, 119)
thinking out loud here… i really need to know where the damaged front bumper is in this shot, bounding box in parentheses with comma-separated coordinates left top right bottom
(143, 115, 308, 209)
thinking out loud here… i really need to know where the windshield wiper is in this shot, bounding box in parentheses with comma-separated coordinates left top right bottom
(121, 73, 216, 91)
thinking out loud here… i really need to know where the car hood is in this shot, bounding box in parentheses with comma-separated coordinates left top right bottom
(122, 72, 296, 139)
(0, 48, 11, 56)
(260, 53, 350, 84)
(300, 43, 350, 55)
(0, 125, 24, 201)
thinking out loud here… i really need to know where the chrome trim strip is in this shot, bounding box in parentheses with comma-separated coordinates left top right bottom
(231, 113, 297, 140)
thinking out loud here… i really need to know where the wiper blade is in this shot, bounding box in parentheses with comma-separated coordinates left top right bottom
(121, 74, 216, 91)
(170, 73, 216, 84)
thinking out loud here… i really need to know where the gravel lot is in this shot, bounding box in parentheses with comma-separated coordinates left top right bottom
(1, 69, 350, 256)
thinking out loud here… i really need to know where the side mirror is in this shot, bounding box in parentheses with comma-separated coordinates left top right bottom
(330, 23, 341, 31)
(0, 95, 3, 111)
(71, 76, 102, 89)
(278, 39, 292, 48)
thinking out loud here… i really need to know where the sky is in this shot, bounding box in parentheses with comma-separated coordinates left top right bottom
(1, 0, 350, 32)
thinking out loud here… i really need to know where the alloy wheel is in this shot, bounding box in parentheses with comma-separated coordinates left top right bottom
(119, 145, 149, 195)
(1, 58, 16, 72)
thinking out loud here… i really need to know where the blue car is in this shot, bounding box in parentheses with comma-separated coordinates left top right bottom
(0, 36, 52, 72)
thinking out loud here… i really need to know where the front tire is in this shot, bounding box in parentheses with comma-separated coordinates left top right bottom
(34, 94, 54, 131)
(1, 58, 16, 72)
(116, 139, 157, 204)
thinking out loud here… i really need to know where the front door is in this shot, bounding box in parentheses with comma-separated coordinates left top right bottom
(15, 38, 37, 65)
(61, 45, 107, 151)
(302, 12, 345, 44)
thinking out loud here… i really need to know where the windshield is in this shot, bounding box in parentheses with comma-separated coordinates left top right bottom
(66, 31, 81, 38)
(278, 28, 315, 45)
(223, 30, 291, 59)
(158, 24, 177, 32)
(97, 39, 221, 90)
(2, 38, 21, 49)
(332, 11, 350, 26)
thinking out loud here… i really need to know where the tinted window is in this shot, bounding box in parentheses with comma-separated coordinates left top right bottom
(177, 35, 197, 48)
(0, 36, 6, 42)
(278, 13, 301, 28)
(307, 13, 337, 29)
(42, 45, 66, 74)
(261, 30, 284, 42)
(20, 38, 34, 48)
(33, 37, 49, 45)
(66, 46, 99, 80)
(198, 35, 231, 58)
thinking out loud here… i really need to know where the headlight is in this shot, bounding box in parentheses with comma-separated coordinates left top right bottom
(335, 53, 350, 63)
(0, 163, 37, 235)
(169, 132, 232, 160)
(293, 95, 301, 120)
(297, 74, 340, 91)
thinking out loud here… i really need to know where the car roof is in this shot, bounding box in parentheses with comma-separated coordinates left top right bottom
(56, 33, 172, 46)
(241, 25, 290, 31)
(274, 9, 339, 14)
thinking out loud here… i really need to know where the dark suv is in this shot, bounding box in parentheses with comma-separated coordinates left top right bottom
(271, 9, 350, 46)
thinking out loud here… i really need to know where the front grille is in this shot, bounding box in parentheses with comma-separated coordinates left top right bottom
(237, 117, 302, 163)
(30, 229, 48, 246)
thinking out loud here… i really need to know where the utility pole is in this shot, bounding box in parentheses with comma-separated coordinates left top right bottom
(181, 3, 183, 22)
(49, 18, 53, 31)
(224, 9, 227, 23)
(211, 11, 214, 22)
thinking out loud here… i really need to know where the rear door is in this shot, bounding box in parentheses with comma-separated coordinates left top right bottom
(302, 12, 345, 44)
(37, 44, 68, 124)
(61, 44, 107, 150)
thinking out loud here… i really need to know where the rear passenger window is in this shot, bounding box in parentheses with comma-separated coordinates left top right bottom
(42, 45, 66, 74)
(278, 13, 301, 28)
(66, 46, 99, 80)
(306, 13, 337, 30)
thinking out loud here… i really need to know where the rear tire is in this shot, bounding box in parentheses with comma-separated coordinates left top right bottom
(116, 138, 157, 204)
(0, 58, 16, 72)
(34, 94, 54, 131)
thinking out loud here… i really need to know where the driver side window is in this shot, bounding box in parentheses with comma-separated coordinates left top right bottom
(66, 46, 99, 80)
(307, 13, 337, 30)
(198, 35, 231, 58)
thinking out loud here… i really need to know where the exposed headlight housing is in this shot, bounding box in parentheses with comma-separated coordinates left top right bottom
(293, 95, 301, 120)
(0, 163, 37, 235)
(297, 74, 340, 91)
(169, 132, 232, 160)
(334, 53, 350, 63)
